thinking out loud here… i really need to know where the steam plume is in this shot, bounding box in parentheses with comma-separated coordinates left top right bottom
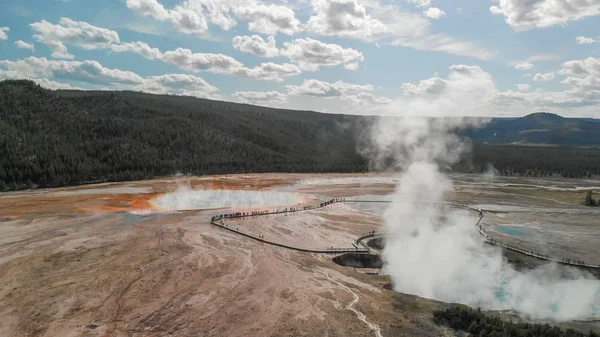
(366, 115, 600, 320)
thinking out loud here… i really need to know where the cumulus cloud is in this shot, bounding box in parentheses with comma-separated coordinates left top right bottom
(406, 0, 431, 8)
(280, 37, 364, 71)
(30, 18, 120, 59)
(346, 92, 392, 106)
(126, 0, 208, 34)
(0, 57, 143, 85)
(0, 56, 220, 98)
(15, 40, 35, 52)
(110, 41, 162, 59)
(161, 47, 245, 74)
(306, 0, 388, 41)
(233, 90, 288, 105)
(233, 62, 301, 82)
(0, 27, 9, 40)
(514, 62, 534, 70)
(112, 44, 301, 82)
(423, 7, 446, 19)
(140, 73, 220, 98)
(306, 0, 432, 41)
(490, 0, 600, 31)
(392, 34, 495, 60)
(232, 35, 279, 58)
(344, 62, 359, 70)
(126, 0, 301, 36)
(233, 3, 302, 35)
(516, 84, 531, 91)
(533, 72, 555, 82)
(576, 36, 596, 44)
(559, 57, 600, 77)
(307, 0, 490, 60)
(33, 78, 82, 90)
(286, 79, 374, 97)
(285, 78, 390, 110)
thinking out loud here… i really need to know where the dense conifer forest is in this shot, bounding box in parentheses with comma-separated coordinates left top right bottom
(1, 80, 600, 191)
(433, 306, 599, 337)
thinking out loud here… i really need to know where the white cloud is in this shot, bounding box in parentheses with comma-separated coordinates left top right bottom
(280, 37, 364, 71)
(233, 62, 301, 82)
(110, 41, 162, 59)
(307, 0, 490, 60)
(344, 62, 359, 70)
(0, 27, 9, 40)
(0, 56, 220, 98)
(423, 7, 446, 19)
(559, 57, 600, 77)
(533, 72, 555, 82)
(233, 3, 302, 35)
(392, 34, 495, 60)
(576, 36, 596, 44)
(126, 0, 208, 34)
(516, 84, 531, 91)
(387, 65, 500, 116)
(286, 79, 374, 97)
(140, 73, 220, 98)
(307, 0, 405, 41)
(514, 62, 534, 70)
(162, 47, 245, 74)
(490, 0, 600, 31)
(161, 46, 300, 81)
(32, 78, 81, 90)
(125, 0, 171, 20)
(508, 54, 559, 69)
(30, 18, 120, 59)
(15, 40, 35, 52)
(0, 57, 143, 85)
(285, 78, 390, 113)
(233, 90, 288, 105)
(232, 35, 279, 58)
(126, 0, 302, 36)
(346, 92, 392, 106)
(407, 0, 431, 8)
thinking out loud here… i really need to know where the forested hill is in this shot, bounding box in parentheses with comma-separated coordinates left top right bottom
(467, 112, 600, 145)
(0, 80, 368, 190)
(1, 80, 600, 191)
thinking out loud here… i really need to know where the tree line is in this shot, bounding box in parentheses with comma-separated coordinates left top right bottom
(434, 306, 599, 337)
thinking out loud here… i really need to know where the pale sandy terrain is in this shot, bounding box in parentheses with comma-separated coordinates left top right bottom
(0, 174, 450, 337)
(0, 173, 598, 337)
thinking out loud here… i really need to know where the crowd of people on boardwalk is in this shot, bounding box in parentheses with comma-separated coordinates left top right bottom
(485, 237, 600, 268)
(562, 258, 590, 266)
(210, 198, 345, 223)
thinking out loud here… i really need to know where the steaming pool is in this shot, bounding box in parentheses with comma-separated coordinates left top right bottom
(153, 189, 302, 211)
(495, 225, 525, 237)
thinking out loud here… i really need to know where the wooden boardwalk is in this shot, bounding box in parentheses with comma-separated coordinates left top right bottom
(210, 198, 600, 268)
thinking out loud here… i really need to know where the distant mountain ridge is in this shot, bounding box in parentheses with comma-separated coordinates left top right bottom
(467, 112, 600, 146)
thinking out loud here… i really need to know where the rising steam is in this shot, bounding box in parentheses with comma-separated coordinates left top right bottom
(365, 115, 600, 320)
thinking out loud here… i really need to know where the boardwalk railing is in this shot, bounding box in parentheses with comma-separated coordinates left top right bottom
(210, 197, 599, 268)
(210, 198, 371, 254)
(210, 219, 369, 254)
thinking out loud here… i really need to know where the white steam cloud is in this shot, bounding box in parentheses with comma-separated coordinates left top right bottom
(366, 115, 600, 320)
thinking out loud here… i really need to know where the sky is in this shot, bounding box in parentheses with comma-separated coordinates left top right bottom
(0, 0, 599, 117)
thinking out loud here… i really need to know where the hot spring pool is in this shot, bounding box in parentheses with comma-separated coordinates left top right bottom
(152, 189, 302, 211)
(496, 225, 525, 237)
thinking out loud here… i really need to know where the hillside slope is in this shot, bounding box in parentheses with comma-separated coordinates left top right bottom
(468, 112, 600, 145)
(1, 80, 600, 191)
(0, 80, 368, 189)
